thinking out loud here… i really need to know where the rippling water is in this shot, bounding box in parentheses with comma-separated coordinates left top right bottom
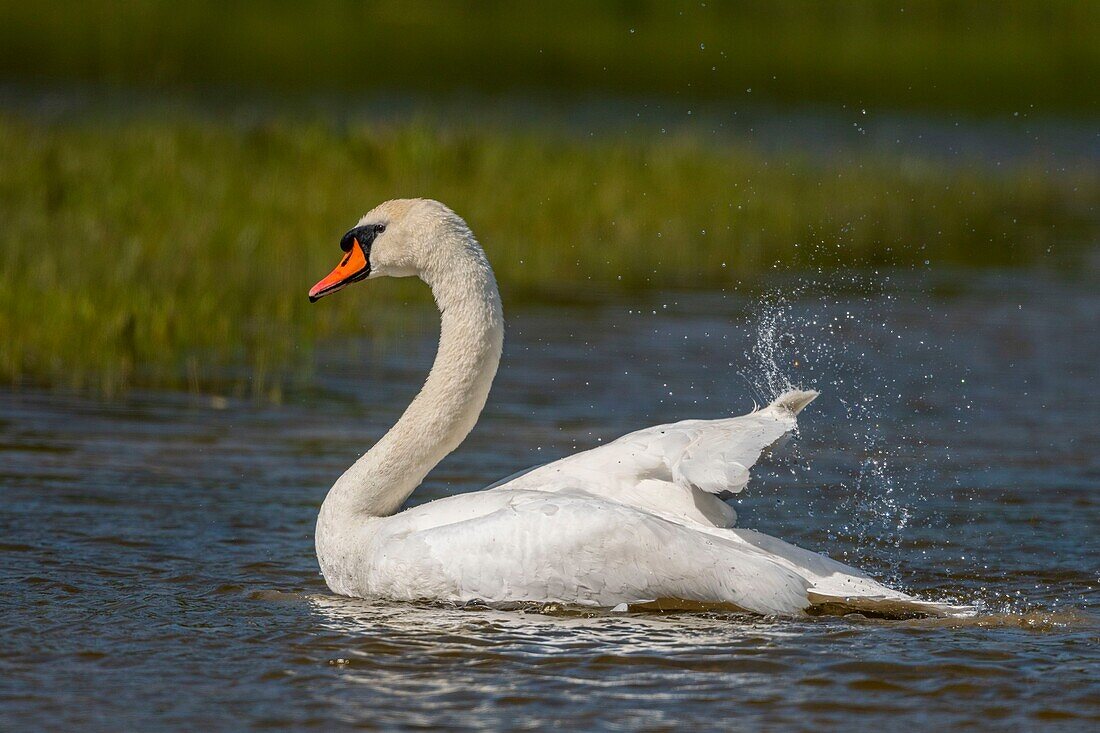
(1, 270, 1097, 730)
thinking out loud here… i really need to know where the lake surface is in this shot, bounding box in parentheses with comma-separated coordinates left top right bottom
(1, 269, 1097, 730)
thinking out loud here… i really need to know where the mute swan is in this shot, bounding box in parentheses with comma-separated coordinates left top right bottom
(308, 198, 954, 617)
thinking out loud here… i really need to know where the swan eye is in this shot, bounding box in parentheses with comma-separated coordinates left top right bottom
(375, 224, 386, 234)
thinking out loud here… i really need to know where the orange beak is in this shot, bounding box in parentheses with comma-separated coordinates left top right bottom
(309, 240, 370, 302)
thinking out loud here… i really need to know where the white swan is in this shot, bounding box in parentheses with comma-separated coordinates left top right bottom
(308, 198, 953, 617)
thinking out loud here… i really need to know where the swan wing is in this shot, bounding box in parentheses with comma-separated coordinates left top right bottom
(341, 488, 963, 611)
(351, 489, 963, 617)
(491, 389, 818, 527)
(721, 527, 971, 616)
(356, 491, 812, 615)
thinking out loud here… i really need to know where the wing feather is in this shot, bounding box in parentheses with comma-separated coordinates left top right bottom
(492, 390, 818, 527)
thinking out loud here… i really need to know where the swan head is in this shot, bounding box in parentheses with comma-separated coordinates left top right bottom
(309, 198, 473, 302)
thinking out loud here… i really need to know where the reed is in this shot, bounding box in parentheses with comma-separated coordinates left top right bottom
(0, 112, 1094, 395)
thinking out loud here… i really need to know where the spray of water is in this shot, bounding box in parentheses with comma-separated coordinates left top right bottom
(738, 269, 943, 587)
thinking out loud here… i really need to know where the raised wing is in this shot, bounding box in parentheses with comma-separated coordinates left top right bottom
(491, 390, 818, 528)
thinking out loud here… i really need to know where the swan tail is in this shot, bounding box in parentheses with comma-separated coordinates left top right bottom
(805, 591, 976, 619)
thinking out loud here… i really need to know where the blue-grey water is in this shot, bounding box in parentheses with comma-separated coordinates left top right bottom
(1, 269, 1097, 730)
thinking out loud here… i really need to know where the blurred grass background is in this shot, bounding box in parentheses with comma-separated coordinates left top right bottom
(0, 1, 1097, 395)
(2, 0, 1097, 114)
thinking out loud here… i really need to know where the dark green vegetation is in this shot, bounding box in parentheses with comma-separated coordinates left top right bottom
(2, 0, 1097, 115)
(1, 111, 1095, 395)
(1, 1, 1096, 394)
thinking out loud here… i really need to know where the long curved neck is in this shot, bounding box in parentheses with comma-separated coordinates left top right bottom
(320, 233, 503, 524)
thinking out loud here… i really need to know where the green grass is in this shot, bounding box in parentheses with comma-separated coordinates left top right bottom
(0, 110, 1095, 396)
(1, 0, 1098, 115)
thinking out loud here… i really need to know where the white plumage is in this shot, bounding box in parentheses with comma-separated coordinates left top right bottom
(310, 199, 959, 617)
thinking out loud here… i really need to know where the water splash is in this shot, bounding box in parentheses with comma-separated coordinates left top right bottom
(741, 287, 796, 402)
(738, 270, 955, 587)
